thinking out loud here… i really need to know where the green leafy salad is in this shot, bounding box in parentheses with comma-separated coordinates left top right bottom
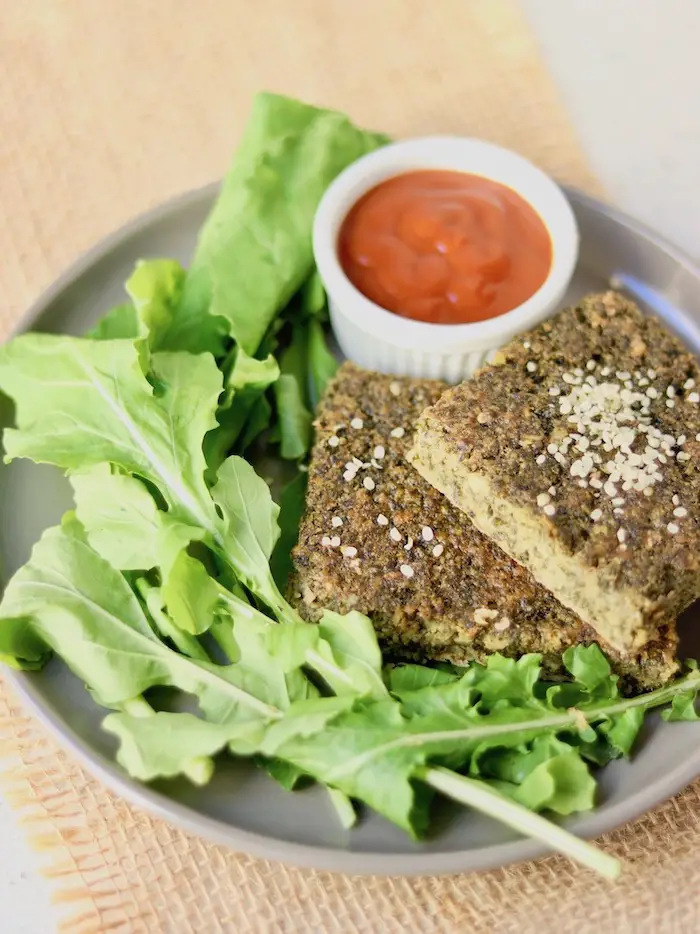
(0, 92, 698, 880)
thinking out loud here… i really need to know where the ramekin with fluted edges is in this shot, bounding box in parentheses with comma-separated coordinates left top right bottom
(312, 136, 579, 383)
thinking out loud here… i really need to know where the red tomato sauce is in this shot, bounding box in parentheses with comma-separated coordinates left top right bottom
(337, 170, 552, 324)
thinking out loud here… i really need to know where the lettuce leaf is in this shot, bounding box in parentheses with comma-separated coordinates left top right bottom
(89, 260, 221, 361)
(175, 92, 388, 356)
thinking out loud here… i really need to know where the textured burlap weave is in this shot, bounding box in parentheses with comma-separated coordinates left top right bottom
(0, 1, 697, 931)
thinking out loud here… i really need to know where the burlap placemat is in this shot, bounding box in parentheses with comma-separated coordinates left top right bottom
(0, 2, 697, 931)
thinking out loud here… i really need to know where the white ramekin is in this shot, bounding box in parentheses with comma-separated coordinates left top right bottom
(312, 136, 579, 382)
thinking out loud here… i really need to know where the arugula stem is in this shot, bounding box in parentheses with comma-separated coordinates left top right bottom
(326, 668, 700, 781)
(210, 617, 239, 664)
(230, 579, 249, 603)
(216, 580, 303, 630)
(121, 697, 214, 785)
(261, 576, 304, 626)
(181, 756, 215, 786)
(305, 648, 356, 691)
(581, 668, 700, 717)
(327, 787, 357, 830)
(215, 582, 368, 695)
(125, 585, 284, 721)
(215, 582, 267, 621)
(121, 696, 154, 718)
(419, 766, 621, 881)
(140, 584, 211, 663)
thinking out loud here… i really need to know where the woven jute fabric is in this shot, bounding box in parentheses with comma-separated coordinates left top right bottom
(0, 2, 696, 932)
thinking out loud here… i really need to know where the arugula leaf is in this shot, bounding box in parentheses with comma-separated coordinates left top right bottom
(105, 596, 325, 778)
(125, 259, 186, 351)
(137, 581, 212, 662)
(210, 456, 298, 622)
(217, 583, 384, 706)
(264, 610, 387, 702)
(597, 708, 645, 756)
(0, 336, 222, 535)
(259, 696, 434, 835)
(148, 351, 223, 503)
(88, 304, 140, 341)
(316, 610, 387, 701)
(0, 336, 299, 621)
(0, 616, 49, 670)
(0, 525, 285, 724)
(327, 787, 357, 830)
(273, 326, 313, 460)
(204, 348, 279, 473)
(506, 753, 596, 815)
(473, 734, 572, 783)
(71, 464, 219, 637)
(662, 690, 700, 721)
(462, 653, 544, 708)
(269, 471, 308, 590)
(104, 711, 237, 783)
(89, 260, 206, 361)
(70, 464, 168, 570)
(562, 643, 619, 698)
(212, 456, 279, 568)
(161, 550, 220, 636)
(307, 318, 339, 408)
(273, 373, 312, 459)
(259, 757, 308, 792)
(388, 664, 459, 694)
(176, 92, 388, 356)
(238, 394, 273, 452)
(300, 270, 327, 318)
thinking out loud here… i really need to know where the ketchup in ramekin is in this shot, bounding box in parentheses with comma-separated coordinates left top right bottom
(338, 170, 552, 325)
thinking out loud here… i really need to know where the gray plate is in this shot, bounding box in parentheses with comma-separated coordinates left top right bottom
(3, 183, 700, 877)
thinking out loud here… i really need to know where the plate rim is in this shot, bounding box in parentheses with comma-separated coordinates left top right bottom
(4, 181, 700, 877)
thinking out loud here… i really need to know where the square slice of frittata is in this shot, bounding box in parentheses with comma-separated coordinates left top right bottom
(410, 291, 700, 652)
